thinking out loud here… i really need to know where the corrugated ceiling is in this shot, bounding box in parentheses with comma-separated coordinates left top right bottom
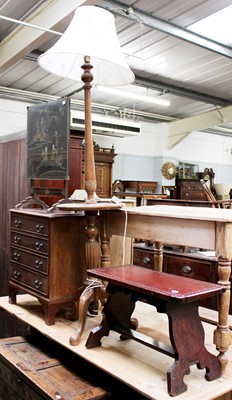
(1, 0, 232, 145)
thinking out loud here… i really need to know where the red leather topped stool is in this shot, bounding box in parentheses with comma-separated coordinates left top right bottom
(85, 265, 225, 397)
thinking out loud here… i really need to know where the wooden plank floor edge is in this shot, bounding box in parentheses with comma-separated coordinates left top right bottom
(0, 294, 232, 400)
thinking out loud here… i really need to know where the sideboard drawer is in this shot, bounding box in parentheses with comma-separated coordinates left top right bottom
(163, 254, 213, 282)
(133, 247, 154, 269)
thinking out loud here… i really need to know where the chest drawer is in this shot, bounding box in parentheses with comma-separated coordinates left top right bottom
(10, 264, 48, 295)
(11, 214, 49, 236)
(181, 191, 205, 200)
(11, 247, 48, 273)
(133, 248, 154, 269)
(181, 182, 195, 191)
(163, 254, 213, 281)
(11, 232, 48, 254)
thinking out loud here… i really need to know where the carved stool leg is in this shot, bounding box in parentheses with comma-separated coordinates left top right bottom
(86, 284, 136, 349)
(166, 301, 221, 397)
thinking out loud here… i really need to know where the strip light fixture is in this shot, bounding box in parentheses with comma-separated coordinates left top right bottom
(96, 85, 170, 107)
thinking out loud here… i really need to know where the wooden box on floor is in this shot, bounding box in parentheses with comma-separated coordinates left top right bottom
(0, 335, 109, 400)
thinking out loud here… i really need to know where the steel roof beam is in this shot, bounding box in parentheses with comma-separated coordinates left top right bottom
(135, 75, 230, 106)
(101, 0, 232, 58)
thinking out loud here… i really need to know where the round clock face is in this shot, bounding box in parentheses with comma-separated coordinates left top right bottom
(161, 162, 177, 180)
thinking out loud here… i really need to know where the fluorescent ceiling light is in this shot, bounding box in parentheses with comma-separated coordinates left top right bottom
(188, 5, 232, 45)
(96, 86, 170, 107)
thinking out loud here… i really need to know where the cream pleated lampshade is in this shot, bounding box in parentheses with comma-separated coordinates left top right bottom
(38, 5, 135, 86)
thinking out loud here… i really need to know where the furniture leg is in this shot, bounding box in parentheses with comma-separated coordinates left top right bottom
(39, 301, 64, 326)
(70, 287, 94, 345)
(70, 211, 102, 345)
(166, 301, 221, 397)
(8, 285, 17, 304)
(100, 214, 111, 268)
(86, 285, 136, 349)
(213, 256, 231, 373)
(154, 240, 163, 271)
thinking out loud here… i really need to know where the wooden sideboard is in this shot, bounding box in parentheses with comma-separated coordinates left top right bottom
(133, 243, 224, 311)
(9, 208, 86, 325)
(113, 179, 158, 194)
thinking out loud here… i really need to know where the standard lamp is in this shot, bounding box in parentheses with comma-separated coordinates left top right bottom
(38, 5, 134, 203)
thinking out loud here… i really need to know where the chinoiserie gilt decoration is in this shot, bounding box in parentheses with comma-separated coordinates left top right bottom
(161, 162, 177, 180)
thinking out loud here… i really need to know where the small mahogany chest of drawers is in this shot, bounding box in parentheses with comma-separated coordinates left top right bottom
(176, 179, 207, 200)
(133, 243, 224, 311)
(9, 209, 86, 325)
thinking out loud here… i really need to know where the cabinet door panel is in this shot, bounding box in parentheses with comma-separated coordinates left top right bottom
(96, 164, 111, 197)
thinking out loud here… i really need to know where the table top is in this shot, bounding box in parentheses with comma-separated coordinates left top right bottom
(57, 201, 123, 212)
(87, 265, 225, 303)
(121, 205, 232, 222)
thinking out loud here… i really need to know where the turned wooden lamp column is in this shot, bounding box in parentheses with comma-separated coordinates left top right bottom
(37, 5, 135, 342)
(81, 56, 97, 203)
(38, 5, 134, 203)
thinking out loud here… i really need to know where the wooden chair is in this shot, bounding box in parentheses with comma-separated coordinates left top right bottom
(200, 180, 232, 208)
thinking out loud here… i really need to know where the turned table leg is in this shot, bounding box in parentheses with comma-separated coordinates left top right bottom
(154, 240, 163, 272)
(213, 256, 231, 373)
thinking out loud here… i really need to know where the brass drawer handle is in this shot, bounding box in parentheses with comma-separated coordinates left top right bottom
(35, 260, 43, 269)
(34, 280, 42, 290)
(13, 252, 21, 261)
(182, 265, 192, 274)
(13, 270, 21, 280)
(143, 257, 151, 264)
(35, 242, 43, 251)
(35, 224, 44, 233)
(13, 235, 21, 244)
(14, 219, 22, 228)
